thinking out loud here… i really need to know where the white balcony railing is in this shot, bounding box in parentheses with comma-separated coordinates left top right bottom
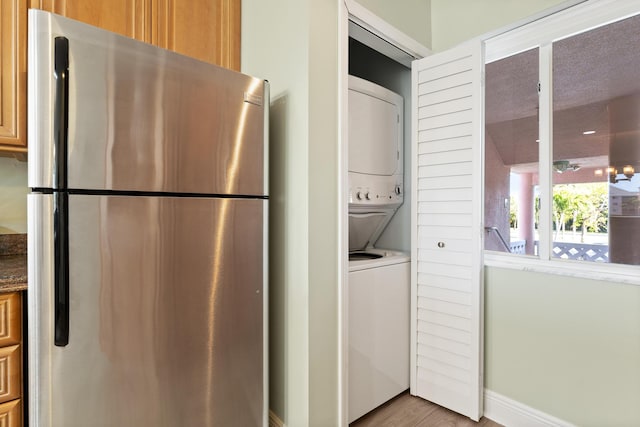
(509, 240, 526, 254)
(533, 241, 609, 262)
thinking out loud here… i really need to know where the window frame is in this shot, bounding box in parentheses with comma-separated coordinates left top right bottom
(483, 0, 640, 285)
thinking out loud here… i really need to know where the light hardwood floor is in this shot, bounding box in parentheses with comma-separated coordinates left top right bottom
(350, 392, 503, 427)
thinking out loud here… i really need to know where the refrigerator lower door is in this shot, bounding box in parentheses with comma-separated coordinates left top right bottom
(29, 194, 266, 427)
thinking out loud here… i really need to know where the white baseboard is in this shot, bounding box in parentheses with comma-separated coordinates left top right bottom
(484, 389, 576, 427)
(269, 410, 284, 427)
(270, 391, 572, 427)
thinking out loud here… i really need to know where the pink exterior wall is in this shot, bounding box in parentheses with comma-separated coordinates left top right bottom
(516, 173, 535, 254)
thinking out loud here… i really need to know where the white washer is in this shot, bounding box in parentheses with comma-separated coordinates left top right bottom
(348, 249, 410, 423)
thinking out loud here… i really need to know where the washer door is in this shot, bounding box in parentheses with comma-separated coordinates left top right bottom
(348, 212, 390, 251)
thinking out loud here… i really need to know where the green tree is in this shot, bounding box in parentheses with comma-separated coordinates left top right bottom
(552, 183, 608, 242)
(577, 183, 608, 241)
(552, 186, 572, 240)
(509, 195, 518, 229)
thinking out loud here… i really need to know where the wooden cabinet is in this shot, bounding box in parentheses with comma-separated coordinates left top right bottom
(0, 399, 21, 427)
(0, 293, 22, 427)
(0, 0, 240, 157)
(32, 0, 149, 41)
(0, 0, 28, 158)
(153, 0, 240, 71)
(0, 346, 21, 404)
(30, 0, 241, 69)
(0, 292, 21, 348)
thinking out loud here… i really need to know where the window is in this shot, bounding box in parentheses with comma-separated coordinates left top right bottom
(552, 14, 640, 265)
(484, 2, 640, 269)
(485, 48, 539, 256)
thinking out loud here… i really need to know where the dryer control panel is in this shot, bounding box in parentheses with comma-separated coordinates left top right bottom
(348, 173, 403, 208)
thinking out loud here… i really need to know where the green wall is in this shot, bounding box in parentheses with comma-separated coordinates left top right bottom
(0, 157, 28, 233)
(241, 0, 340, 425)
(430, 0, 571, 51)
(356, 0, 432, 48)
(485, 267, 640, 425)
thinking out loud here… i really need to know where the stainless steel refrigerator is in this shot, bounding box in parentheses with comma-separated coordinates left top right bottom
(27, 10, 268, 427)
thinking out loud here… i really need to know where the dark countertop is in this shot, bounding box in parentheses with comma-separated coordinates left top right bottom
(0, 234, 27, 292)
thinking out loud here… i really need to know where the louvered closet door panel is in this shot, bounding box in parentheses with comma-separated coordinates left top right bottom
(411, 40, 483, 421)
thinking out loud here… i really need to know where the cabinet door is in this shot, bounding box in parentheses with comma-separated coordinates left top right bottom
(0, 0, 27, 156)
(0, 399, 21, 427)
(0, 345, 21, 405)
(153, 0, 240, 70)
(411, 39, 484, 421)
(0, 292, 21, 348)
(31, 0, 149, 42)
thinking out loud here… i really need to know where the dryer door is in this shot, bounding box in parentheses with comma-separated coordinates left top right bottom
(348, 76, 403, 177)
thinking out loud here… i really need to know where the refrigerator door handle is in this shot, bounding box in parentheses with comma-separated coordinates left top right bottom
(53, 191, 70, 346)
(53, 36, 69, 190)
(53, 36, 70, 346)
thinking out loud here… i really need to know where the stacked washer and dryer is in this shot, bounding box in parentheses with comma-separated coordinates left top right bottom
(348, 75, 410, 423)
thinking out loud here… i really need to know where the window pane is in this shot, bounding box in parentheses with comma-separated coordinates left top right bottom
(485, 48, 539, 255)
(553, 14, 640, 265)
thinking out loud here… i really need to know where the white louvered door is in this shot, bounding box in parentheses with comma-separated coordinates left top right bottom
(410, 40, 484, 421)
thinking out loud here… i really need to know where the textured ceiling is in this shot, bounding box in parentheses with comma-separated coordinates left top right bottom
(485, 13, 640, 170)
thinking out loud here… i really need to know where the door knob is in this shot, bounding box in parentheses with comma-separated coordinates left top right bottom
(437, 242, 445, 248)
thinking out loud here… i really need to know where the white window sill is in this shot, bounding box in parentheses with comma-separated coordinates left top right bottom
(484, 251, 640, 286)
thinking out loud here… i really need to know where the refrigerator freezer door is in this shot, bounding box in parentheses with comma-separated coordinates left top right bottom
(29, 10, 267, 196)
(29, 194, 266, 426)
